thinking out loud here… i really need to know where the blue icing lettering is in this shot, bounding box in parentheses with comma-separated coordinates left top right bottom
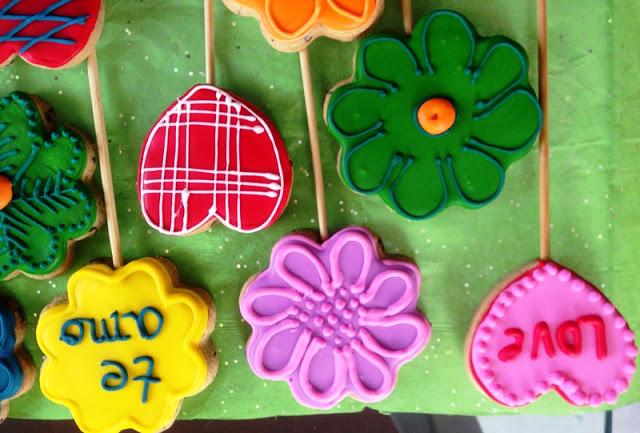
(123, 307, 164, 340)
(133, 356, 160, 404)
(100, 360, 128, 391)
(59, 308, 163, 346)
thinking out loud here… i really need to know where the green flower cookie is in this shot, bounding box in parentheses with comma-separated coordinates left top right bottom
(327, 10, 542, 220)
(0, 92, 101, 279)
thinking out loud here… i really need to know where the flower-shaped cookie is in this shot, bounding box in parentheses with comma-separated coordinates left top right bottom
(241, 227, 430, 409)
(0, 299, 33, 420)
(222, 0, 383, 51)
(37, 258, 216, 433)
(326, 10, 542, 220)
(0, 92, 101, 280)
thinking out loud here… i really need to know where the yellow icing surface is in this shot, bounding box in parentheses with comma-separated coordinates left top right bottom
(36, 258, 214, 433)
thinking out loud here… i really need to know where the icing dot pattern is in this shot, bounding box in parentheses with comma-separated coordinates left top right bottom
(0, 92, 98, 279)
(469, 260, 637, 407)
(241, 227, 431, 409)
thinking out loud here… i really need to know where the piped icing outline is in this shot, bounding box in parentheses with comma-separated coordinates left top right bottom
(325, 10, 542, 221)
(241, 226, 431, 409)
(0, 0, 104, 69)
(0, 298, 31, 420)
(468, 260, 638, 408)
(138, 84, 293, 236)
(222, 0, 383, 52)
(36, 257, 216, 433)
(0, 91, 101, 280)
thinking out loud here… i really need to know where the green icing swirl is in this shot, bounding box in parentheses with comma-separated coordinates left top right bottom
(0, 91, 99, 279)
(327, 10, 542, 220)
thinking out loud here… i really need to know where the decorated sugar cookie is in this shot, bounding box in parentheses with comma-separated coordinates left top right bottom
(37, 257, 217, 433)
(0, 298, 34, 421)
(0, 91, 102, 280)
(325, 10, 542, 220)
(222, 0, 383, 52)
(0, 0, 104, 69)
(468, 261, 637, 407)
(138, 84, 293, 235)
(241, 226, 430, 409)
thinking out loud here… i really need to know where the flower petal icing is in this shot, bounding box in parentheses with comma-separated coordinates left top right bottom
(472, 42, 528, 108)
(389, 157, 448, 219)
(446, 147, 505, 206)
(251, 319, 312, 379)
(471, 89, 542, 155)
(326, 10, 542, 220)
(421, 11, 475, 74)
(267, 0, 318, 37)
(295, 338, 348, 406)
(223, 0, 382, 52)
(242, 227, 430, 409)
(347, 340, 394, 401)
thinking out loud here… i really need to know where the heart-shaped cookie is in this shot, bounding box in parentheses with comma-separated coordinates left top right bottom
(0, 0, 104, 69)
(468, 260, 637, 407)
(138, 84, 293, 235)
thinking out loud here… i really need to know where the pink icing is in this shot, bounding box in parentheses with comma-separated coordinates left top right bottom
(240, 227, 431, 409)
(469, 260, 638, 407)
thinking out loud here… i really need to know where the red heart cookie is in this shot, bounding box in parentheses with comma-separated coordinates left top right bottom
(138, 84, 293, 235)
(468, 261, 637, 407)
(0, 0, 104, 69)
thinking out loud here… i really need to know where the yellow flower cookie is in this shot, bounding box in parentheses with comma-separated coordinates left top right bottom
(36, 257, 216, 433)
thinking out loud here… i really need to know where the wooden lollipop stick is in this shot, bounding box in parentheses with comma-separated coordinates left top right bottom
(299, 48, 329, 241)
(401, 0, 413, 34)
(537, 0, 550, 260)
(205, 0, 215, 84)
(87, 52, 124, 268)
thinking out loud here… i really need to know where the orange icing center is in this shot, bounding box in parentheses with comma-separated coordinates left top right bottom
(0, 176, 12, 210)
(417, 98, 456, 135)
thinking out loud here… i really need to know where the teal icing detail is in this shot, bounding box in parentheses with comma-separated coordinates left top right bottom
(446, 147, 506, 207)
(388, 157, 449, 220)
(133, 356, 161, 404)
(12, 142, 38, 183)
(122, 307, 164, 340)
(326, 87, 387, 140)
(0, 301, 24, 401)
(0, 91, 98, 279)
(342, 132, 404, 195)
(359, 36, 422, 91)
(100, 360, 128, 392)
(326, 10, 542, 221)
(471, 42, 528, 109)
(421, 10, 476, 75)
(60, 318, 84, 346)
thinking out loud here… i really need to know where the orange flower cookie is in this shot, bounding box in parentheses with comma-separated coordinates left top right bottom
(222, 0, 383, 52)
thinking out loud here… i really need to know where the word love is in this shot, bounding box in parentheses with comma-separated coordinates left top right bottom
(498, 315, 607, 362)
(59, 307, 164, 346)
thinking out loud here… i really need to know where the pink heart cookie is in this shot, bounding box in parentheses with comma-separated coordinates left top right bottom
(468, 260, 637, 407)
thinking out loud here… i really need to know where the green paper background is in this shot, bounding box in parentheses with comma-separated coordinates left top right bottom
(0, 0, 638, 420)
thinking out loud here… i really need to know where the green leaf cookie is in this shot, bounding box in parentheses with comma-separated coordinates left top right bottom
(0, 92, 102, 279)
(326, 10, 542, 220)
